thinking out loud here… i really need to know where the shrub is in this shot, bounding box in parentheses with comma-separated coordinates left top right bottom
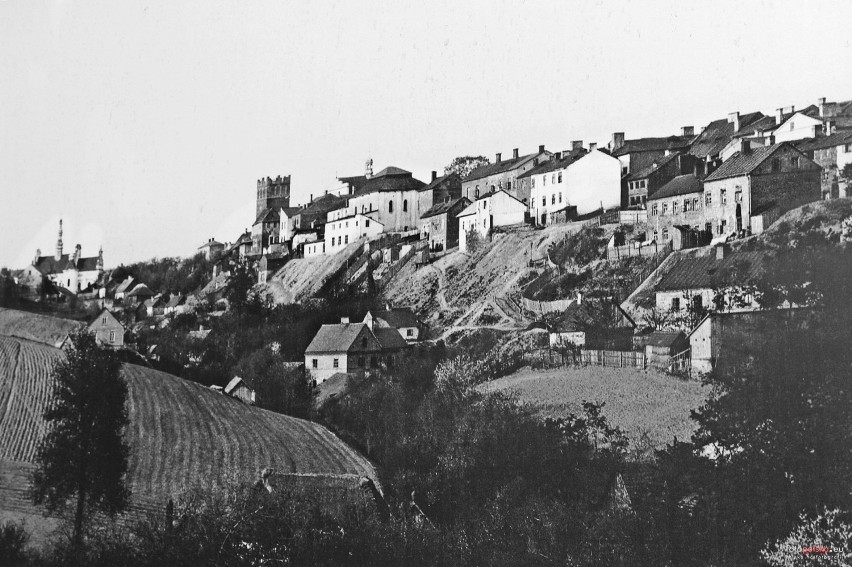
(0, 521, 29, 566)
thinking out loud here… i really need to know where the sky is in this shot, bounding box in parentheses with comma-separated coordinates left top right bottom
(2, 0, 852, 268)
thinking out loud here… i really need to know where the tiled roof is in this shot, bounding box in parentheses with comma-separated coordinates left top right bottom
(33, 254, 100, 275)
(351, 167, 425, 197)
(703, 143, 790, 182)
(796, 132, 852, 152)
(372, 327, 409, 350)
(299, 194, 347, 218)
(224, 376, 249, 395)
(464, 152, 544, 182)
(305, 323, 379, 354)
(551, 300, 635, 332)
(612, 135, 692, 157)
(688, 112, 764, 159)
(656, 249, 771, 291)
(281, 207, 302, 217)
(420, 197, 470, 219)
(254, 207, 279, 225)
(420, 172, 461, 193)
(516, 151, 586, 179)
(644, 331, 686, 348)
(649, 174, 702, 201)
(115, 276, 135, 294)
(199, 239, 224, 249)
(126, 283, 154, 298)
(369, 308, 419, 329)
(625, 152, 681, 181)
(732, 115, 777, 138)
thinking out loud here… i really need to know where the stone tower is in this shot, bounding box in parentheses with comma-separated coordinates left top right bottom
(55, 219, 64, 261)
(256, 175, 291, 217)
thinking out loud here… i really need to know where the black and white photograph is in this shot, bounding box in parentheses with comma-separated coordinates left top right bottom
(1, 1, 852, 565)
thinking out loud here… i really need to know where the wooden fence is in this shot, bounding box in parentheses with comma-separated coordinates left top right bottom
(521, 296, 576, 315)
(581, 349, 647, 369)
(606, 240, 672, 262)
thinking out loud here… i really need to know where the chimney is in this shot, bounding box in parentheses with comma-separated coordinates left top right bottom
(340, 316, 350, 324)
(538, 144, 545, 154)
(612, 132, 625, 150)
(589, 142, 598, 151)
(431, 170, 437, 181)
(73, 244, 81, 264)
(97, 246, 104, 270)
(776, 107, 785, 124)
(818, 97, 827, 118)
(513, 148, 519, 159)
(682, 126, 694, 137)
(825, 120, 835, 135)
(532, 158, 539, 166)
(572, 140, 583, 152)
(715, 244, 727, 260)
(495, 152, 502, 164)
(309, 193, 313, 202)
(365, 158, 373, 179)
(728, 112, 740, 132)
(741, 140, 752, 154)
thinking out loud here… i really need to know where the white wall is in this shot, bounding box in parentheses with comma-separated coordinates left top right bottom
(305, 353, 348, 384)
(324, 213, 383, 254)
(773, 113, 823, 143)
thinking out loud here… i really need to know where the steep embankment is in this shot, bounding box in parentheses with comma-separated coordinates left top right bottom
(265, 240, 365, 303)
(385, 223, 581, 335)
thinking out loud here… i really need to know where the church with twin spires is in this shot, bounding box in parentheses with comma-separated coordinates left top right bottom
(24, 220, 104, 294)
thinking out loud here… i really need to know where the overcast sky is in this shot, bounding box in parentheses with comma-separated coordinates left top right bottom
(2, 0, 851, 268)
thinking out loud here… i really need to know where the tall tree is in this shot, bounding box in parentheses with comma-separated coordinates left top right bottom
(31, 330, 131, 548)
(443, 155, 490, 179)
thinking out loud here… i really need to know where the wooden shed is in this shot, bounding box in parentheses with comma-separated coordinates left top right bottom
(224, 376, 256, 405)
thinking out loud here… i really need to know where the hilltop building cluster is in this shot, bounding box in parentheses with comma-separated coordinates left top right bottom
(199, 95, 849, 282)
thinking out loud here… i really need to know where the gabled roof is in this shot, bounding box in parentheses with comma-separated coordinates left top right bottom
(645, 331, 686, 348)
(115, 276, 136, 294)
(126, 283, 155, 298)
(373, 327, 409, 351)
(224, 376, 251, 395)
(373, 166, 410, 177)
(688, 112, 765, 159)
(704, 143, 794, 182)
(254, 207, 280, 226)
(420, 197, 471, 219)
(516, 150, 586, 179)
(199, 239, 224, 249)
(551, 300, 635, 333)
(305, 323, 379, 354)
(280, 206, 303, 217)
(368, 308, 419, 328)
(612, 135, 692, 157)
(419, 172, 461, 193)
(795, 131, 852, 152)
(33, 254, 100, 275)
(463, 152, 547, 182)
(656, 249, 771, 291)
(731, 115, 777, 139)
(625, 152, 681, 181)
(649, 174, 703, 201)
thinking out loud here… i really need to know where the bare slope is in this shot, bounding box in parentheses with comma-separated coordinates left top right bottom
(0, 307, 83, 348)
(479, 366, 710, 454)
(385, 224, 580, 333)
(264, 240, 364, 304)
(0, 312, 378, 511)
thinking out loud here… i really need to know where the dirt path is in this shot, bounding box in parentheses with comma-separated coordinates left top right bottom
(430, 263, 450, 312)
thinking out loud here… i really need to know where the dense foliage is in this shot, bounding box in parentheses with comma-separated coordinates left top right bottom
(112, 253, 212, 295)
(443, 155, 490, 179)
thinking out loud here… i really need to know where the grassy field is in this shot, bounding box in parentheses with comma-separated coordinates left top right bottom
(0, 312, 379, 543)
(479, 366, 711, 455)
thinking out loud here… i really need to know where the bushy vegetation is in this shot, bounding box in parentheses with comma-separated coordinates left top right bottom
(112, 253, 212, 295)
(547, 226, 608, 266)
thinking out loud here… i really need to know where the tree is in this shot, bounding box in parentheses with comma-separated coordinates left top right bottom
(31, 330, 131, 548)
(762, 508, 852, 567)
(443, 155, 490, 179)
(224, 261, 257, 314)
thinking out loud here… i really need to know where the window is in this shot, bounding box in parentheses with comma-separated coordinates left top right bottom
(475, 189, 480, 199)
(312, 359, 318, 368)
(789, 121, 795, 131)
(651, 203, 658, 216)
(771, 159, 780, 172)
(333, 358, 339, 368)
(693, 295, 703, 311)
(551, 194, 556, 205)
(672, 201, 679, 214)
(389, 201, 394, 213)
(542, 197, 546, 206)
(345, 235, 348, 244)
(671, 297, 681, 311)
(506, 181, 511, 191)
(406, 329, 413, 337)
(531, 178, 535, 188)
(102, 316, 107, 324)
(109, 331, 116, 343)
(721, 189, 727, 205)
(735, 190, 742, 203)
(705, 222, 712, 233)
(693, 197, 699, 210)
(705, 191, 712, 206)
(543, 176, 546, 186)
(662, 228, 669, 240)
(345, 221, 348, 228)
(403, 199, 408, 212)
(551, 173, 556, 184)
(683, 199, 690, 212)
(719, 220, 727, 235)
(661, 203, 668, 215)
(558, 192, 562, 203)
(790, 157, 799, 169)
(557, 172, 562, 183)
(365, 220, 370, 227)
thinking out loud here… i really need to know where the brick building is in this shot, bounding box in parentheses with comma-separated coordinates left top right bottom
(462, 146, 551, 204)
(624, 152, 699, 207)
(419, 197, 470, 252)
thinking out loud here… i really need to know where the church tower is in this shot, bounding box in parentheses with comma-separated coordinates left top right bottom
(256, 175, 291, 217)
(55, 219, 64, 261)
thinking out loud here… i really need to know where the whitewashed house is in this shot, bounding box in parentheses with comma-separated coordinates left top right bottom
(323, 210, 384, 255)
(457, 190, 526, 253)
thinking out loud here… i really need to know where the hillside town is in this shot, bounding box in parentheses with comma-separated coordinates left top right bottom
(3, 3, 852, 565)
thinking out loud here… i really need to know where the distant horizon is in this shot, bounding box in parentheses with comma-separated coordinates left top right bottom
(3, 0, 852, 268)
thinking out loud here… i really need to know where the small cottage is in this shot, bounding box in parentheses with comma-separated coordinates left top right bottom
(224, 376, 256, 405)
(87, 308, 124, 348)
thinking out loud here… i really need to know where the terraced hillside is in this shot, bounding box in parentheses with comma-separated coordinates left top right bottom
(0, 312, 379, 532)
(0, 307, 83, 348)
(265, 240, 365, 303)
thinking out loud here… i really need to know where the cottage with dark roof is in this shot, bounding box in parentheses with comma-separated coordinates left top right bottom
(418, 196, 470, 252)
(688, 111, 768, 171)
(457, 190, 526, 253)
(702, 141, 821, 237)
(462, 146, 551, 204)
(623, 152, 699, 208)
(520, 148, 622, 225)
(24, 220, 104, 295)
(363, 305, 423, 342)
(548, 295, 636, 350)
(198, 238, 225, 261)
(771, 97, 852, 144)
(304, 317, 408, 384)
(653, 246, 771, 315)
